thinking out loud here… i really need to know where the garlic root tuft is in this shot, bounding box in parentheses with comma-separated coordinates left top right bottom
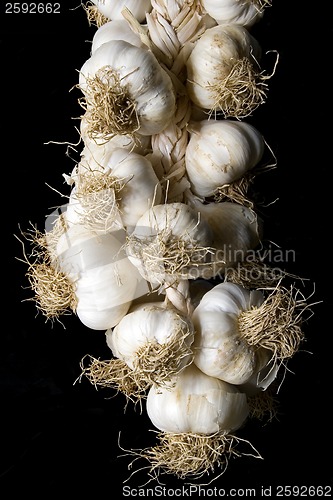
(247, 385, 279, 423)
(83, 2, 109, 27)
(136, 431, 262, 481)
(78, 66, 140, 142)
(209, 57, 268, 119)
(79, 355, 150, 403)
(238, 284, 308, 360)
(131, 327, 194, 385)
(16, 221, 77, 320)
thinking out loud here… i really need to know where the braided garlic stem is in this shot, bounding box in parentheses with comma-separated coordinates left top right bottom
(146, 1, 208, 315)
(148, 0, 206, 203)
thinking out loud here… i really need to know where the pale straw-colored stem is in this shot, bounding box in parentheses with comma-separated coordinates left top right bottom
(147, 0, 205, 203)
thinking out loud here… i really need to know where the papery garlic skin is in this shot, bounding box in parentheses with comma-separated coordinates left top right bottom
(201, 0, 267, 28)
(185, 120, 265, 198)
(106, 302, 194, 372)
(126, 202, 214, 286)
(186, 24, 262, 112)
(239, 348, 279, 396)
(79, 40, 177, 137)
(104, 148, 162, 230)
(147, 363, 249, 434)
(55, 224, 149, 330)
(91, 0, 152, 23)
(192, 282, 264, 385)
(91, 20, 144, 54)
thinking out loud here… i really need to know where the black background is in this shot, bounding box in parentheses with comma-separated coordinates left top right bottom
(1, 1, 332, 496)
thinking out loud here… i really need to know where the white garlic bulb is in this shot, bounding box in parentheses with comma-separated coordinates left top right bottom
(91, 0, 152, 23)
(66, 148, 162, 232)
(185, 119, 265, 198)
(192, 282, 265, 385)
(186, 196, 261, 279)
(106, 302, 195, 384)
(55, 224, 149, 330)
(201, 0, 269, 28)
(147, 363, 249, 434)
(79, 40, 176, 138)
(186, 24, 263, 117)
(126, 202, 214, 287)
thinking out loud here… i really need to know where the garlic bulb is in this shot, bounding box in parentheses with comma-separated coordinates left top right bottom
(147, 363, 248, 434)
(185, 119, 265, 198)
(55, 224, 149, 329)
(186, 24, 264, 118)
(201, 0, 270, 28)
(126, 202, 214, 287)
(192, 282, 264, 385)
(66, 147, 162, 232)
(90, 0, 152, 23)
(91, 19, 144, 54)
(186, 196, 261, 279)
(106, 301, 194, 385)
(142, 363, 253, 479)
(79, 40, 176, 139)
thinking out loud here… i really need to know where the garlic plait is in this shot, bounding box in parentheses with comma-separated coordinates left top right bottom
(19, 0, 315, 486)
(78, 39, 177, 141)
(185, 119, 265, 199)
